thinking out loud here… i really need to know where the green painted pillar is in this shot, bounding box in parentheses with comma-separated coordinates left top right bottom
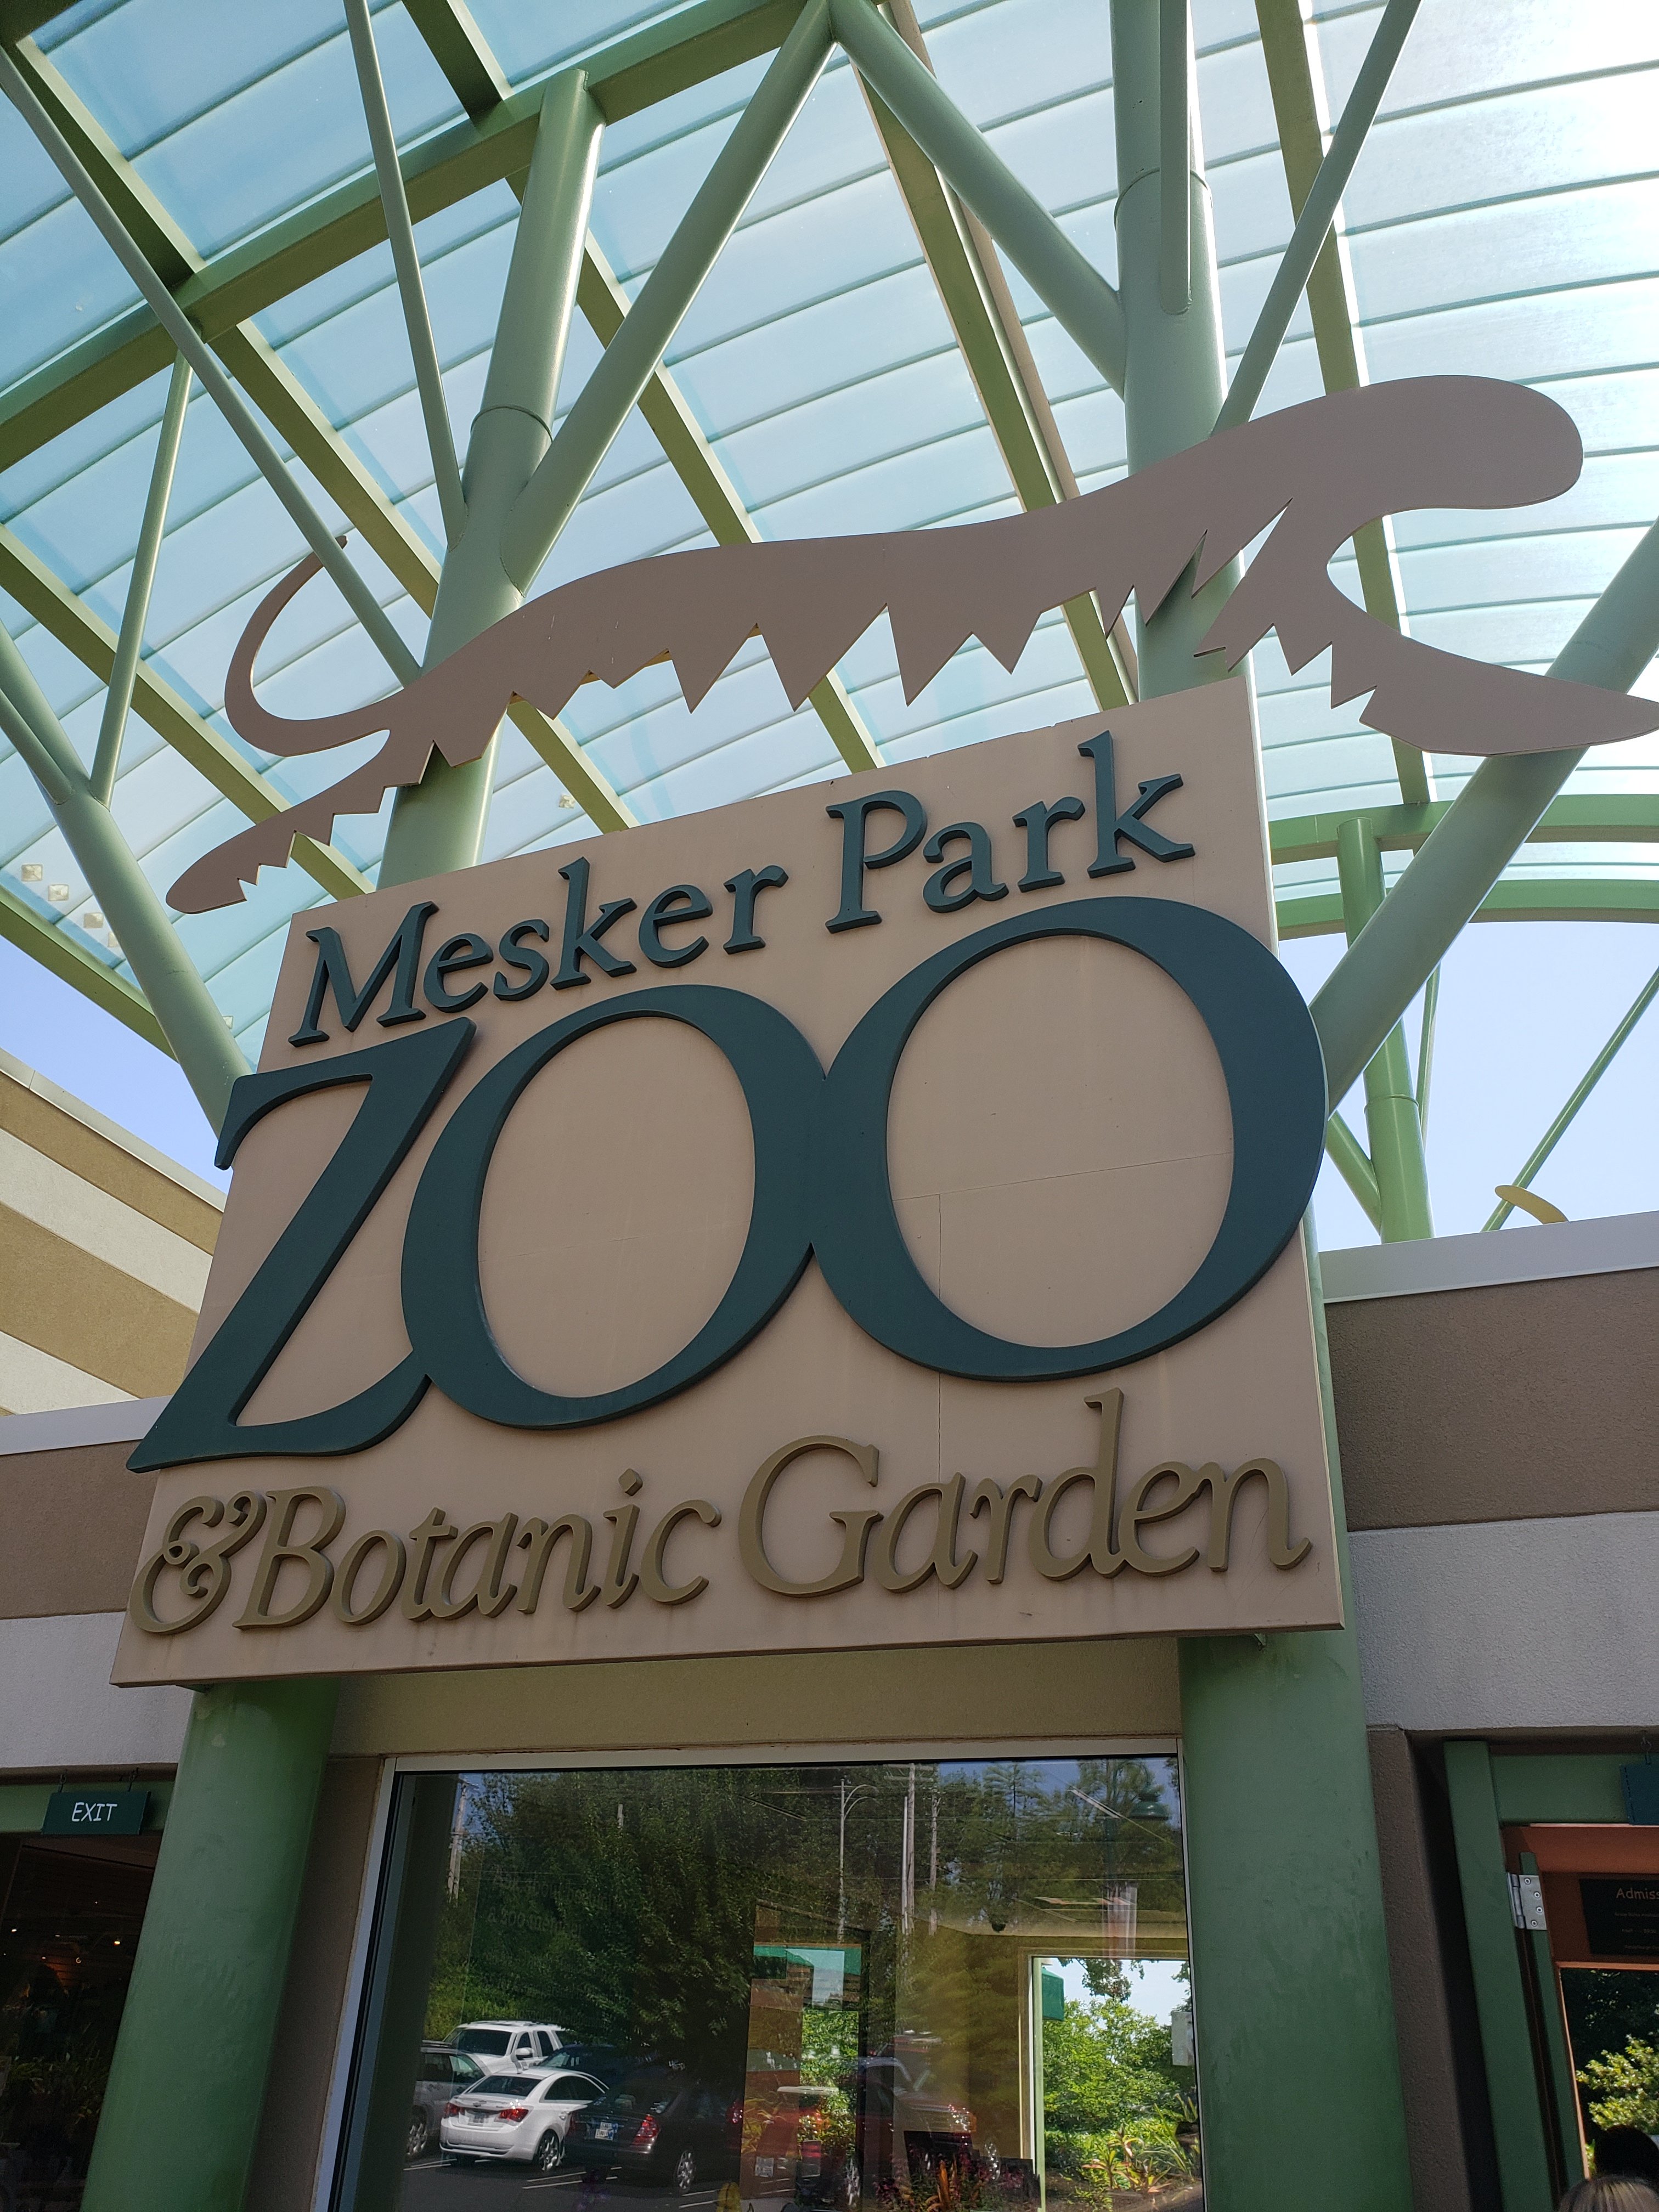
(84, 79, 609, 2212)
(1177, 1230, 1413, 2210)
(1443, 1742, 1555, 2211)
(82, 1678, 338, 2211)
(1109, 5, 1413, 2202)
(1336, 817, 1434, 1242)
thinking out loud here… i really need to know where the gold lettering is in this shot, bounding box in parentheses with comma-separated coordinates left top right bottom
(429, 1515, 521, 1620)
(1117, 1463, 1204, 1577)
(600, 1470, 644, 1609)
(964, 1475, 1042, 1583)
(870, 1475, 977, 1592)
(399, 1506, 460, 1622)
(237, 1487, 346, 1627)
(514, 1515, 597, 1613)
(1029, 1392, 1126, 1581)
(639, 1500, 721, 1605)
(1201, 1458, 1311, 1571)
(332, 1531, 407, 1624)
(130, 1491, 267, 1635)
(740, 1435, 881, 1596)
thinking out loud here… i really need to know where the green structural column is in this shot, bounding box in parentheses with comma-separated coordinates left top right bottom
(1335, 817, 1434, 1242)
(1110, 5, 1414, 2204)
(380, 68, 604, 885)
(1443, 1742, 1555, 2210)
(85, 78, 613, 2212)
(82, 1678, 338, 2212)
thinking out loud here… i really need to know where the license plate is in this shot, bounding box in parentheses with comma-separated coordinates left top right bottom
(595, 2123, 617, 2141)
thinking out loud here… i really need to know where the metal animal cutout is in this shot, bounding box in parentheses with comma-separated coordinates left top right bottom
(172, 377, 1658, 915)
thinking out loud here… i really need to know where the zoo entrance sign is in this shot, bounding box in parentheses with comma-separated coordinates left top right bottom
(116, 683, 1344, 1685)
(117, 374, 1649, 1683)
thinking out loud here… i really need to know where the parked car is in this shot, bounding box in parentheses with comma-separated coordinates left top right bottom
(447, 2019, 567, 2070)
(441, 2067, 606, 2172)
(409, 2042, 484, 2159)
(566, 2067, 740, 2192)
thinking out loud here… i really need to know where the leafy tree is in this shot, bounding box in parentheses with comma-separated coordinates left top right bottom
(1579, 2036, 1659, 2134)
(1042, 1995, 1187, 2139)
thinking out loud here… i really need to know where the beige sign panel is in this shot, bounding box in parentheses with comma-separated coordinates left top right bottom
(116, 679, 1339, 1686)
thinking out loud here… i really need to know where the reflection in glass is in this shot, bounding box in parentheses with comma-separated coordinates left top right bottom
(361, 1756, 1199, 2210)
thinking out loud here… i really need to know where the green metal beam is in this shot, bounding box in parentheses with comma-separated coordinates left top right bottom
(860, 37, 1132, 712)
(0, 874, 171, 1054)
(577, 240, 881, 772)
(0, 524, 370, 903)
(0, 40, 420, 689)
(1252, 0, 1427, 808)
(1336, 814, 1432, 1240)
(500, 3, 836, 592)
(0, 624, 248, 1124)
(1277, 874, 1659, 937)
(91, 353, 190, 806)
(344, 0, 466, 544)
(385, 67, 614, 881)
(402, 0, 881, 777)
(0, 1, 804, 473)
(1415, 962, 1439, 1135)
(1159, 0, 1190, 315)
(1272, 791, 1659, 866)
(6, 34, 614, 864)
(1222, 0, 1419, 434)
(833, 0, 1127, 396)
(1485, 952, 1659, 1228)
(400, 0, 510, 126)
(1325, 1108, 1381, 1229)
(1311, 515, 1659, 1102)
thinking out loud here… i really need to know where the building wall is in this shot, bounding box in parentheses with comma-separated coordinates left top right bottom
(0, 1047, 221, 1413)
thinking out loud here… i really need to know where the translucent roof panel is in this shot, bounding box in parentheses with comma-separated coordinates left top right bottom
(1, 0, 1655, 1071)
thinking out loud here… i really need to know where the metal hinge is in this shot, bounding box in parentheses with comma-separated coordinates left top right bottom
(1509, 1872, 1547, 1931)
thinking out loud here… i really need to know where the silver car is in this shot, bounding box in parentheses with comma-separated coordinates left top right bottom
(441, 2067, 605, 2172)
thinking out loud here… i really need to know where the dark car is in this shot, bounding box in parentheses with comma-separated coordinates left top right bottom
(409, 2042, 485, 2159)
(566, 2067, 738, 2192)
(548, 2040, 631, 2088)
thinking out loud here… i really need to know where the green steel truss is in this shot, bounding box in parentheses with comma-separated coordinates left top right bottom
(0, 0, 1653, 1181)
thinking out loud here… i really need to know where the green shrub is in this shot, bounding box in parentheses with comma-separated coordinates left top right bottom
(1579, 2034, 1659, 2134)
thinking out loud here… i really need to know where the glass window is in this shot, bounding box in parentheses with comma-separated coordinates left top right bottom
(339, 1756, 1198, 2207)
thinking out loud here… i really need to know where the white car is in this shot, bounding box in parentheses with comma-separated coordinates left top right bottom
(448, 2019, 568, 2070)
(442, 2067, 606, 2172)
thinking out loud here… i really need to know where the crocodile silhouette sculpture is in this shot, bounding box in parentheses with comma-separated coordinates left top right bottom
(171, 376, 1659, 915)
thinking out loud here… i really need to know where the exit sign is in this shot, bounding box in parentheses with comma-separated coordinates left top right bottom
(42, 1788, 149, 1837)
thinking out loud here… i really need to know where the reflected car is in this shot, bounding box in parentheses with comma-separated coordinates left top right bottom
(410, 2042, 485, 2159)
(566, 2067, 740, 2192)
(548, 2039, 631, 2087)
(744, 2083, 859, 2208)
(447, 2019, 567, 2070)
(441, 2068, 605, 2172)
